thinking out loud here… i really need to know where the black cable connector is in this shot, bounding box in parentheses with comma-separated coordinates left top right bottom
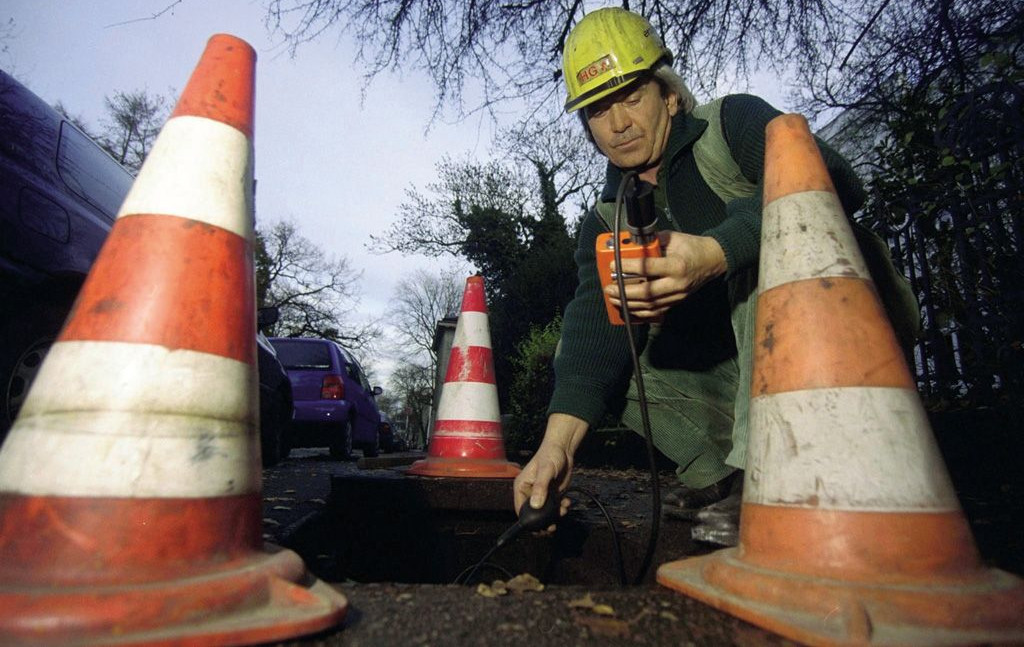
(497, 495, 562, 546)
(458, 496, 562, 586)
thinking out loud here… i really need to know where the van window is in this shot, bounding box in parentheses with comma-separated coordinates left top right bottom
(56, 122, 134, 220)
(271, 340, 332, 370)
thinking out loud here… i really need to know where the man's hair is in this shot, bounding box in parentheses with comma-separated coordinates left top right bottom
(576, 63, 697, 147)
(652, 64, 696, 114)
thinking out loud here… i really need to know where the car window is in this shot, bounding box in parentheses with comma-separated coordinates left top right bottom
(56, 122, 134, 220)
(269, 340, 331, 370)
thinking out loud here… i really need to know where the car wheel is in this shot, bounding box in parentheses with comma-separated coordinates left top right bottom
(260, 396, 283, 468)
(329, 420, 353, 461)
(0, 301, 69, 443)
(363, 436, 379, 459)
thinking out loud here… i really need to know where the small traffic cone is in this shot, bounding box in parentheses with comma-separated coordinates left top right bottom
(408, 276, 520, 478)
(657, 114, 1024, 645)
(0, 34, 346, 645)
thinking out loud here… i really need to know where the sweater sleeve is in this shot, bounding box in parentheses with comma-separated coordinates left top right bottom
(705, 94, 867, 276)
(546, 211, 634, 426)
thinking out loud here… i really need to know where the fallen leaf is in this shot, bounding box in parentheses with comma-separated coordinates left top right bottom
(592, 604, 616, 616)
(505, 573, 544, 593)
(568, 593, 614, 615)
(476, 582, 508, 598)
(568, 593, 596, 609)
(575, 615, 630, 639)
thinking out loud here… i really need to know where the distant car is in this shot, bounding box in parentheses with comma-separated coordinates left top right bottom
(269, 337, 382, 460)
(256, 307, 293, 467)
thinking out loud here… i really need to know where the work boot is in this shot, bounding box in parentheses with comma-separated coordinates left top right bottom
(663, 471, 739, 521)
(690, 471, 744, 547)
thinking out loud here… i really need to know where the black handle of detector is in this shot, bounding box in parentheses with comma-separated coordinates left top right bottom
(496, 495, 561, 548)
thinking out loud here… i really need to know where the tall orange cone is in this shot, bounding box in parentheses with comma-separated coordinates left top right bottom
(408, 276, 520, 478)
(0, 35, 346, 645)
(658, 114, 1024, 645)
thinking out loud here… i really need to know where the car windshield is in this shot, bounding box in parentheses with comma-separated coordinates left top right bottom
(270, 340, 331, 370)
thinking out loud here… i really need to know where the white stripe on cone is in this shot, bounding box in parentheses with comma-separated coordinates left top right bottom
(0, 341, 258, 497)
(759, 190, 871, 291)
(117, 116, 254, 239)
(746, 387, 960, 511)
(434, 381, 500, 428)
(451, 311, 491, 348)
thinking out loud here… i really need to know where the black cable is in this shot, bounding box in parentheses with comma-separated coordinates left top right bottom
(455, 557, 514, 586)
(567, 486, 627, 588)
(612, 172, 662, 586)
(456, 174, 663, 589)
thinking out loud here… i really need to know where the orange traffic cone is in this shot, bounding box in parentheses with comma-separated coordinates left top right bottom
(658, 114, 1024, 645)
(408, 276, 520, 478)
(0, 34, 346, 645)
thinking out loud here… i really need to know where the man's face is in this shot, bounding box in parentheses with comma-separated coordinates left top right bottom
(584, 79, 679, 172)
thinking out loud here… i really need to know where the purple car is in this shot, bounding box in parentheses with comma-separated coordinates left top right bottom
(269, 337, 382, 460)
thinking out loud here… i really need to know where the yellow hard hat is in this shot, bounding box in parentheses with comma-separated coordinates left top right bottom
(562, 8, 672, 113)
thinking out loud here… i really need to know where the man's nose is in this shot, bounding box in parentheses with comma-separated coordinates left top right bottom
(608, 104, 631, 132)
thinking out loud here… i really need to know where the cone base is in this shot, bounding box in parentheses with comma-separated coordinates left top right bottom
(407, 456, 521, 479)
(0, 544, 346, 646)
(658, 549, 1024, 646)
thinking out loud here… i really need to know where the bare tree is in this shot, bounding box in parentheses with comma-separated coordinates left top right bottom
(256, 218, 381, 349)
(389, 267, 466, 365)
(502, 118, 603, 220)
(264, 0, 1020, 126)
(369, 154, 533, 257)
(388, 362, 434, 448)
(96, 89, 171, 173)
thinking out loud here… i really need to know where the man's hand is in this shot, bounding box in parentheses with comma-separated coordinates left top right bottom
(605, 231, 727, 318)
(513, 414, 588, 523)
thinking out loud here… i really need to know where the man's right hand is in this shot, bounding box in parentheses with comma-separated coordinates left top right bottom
(513, 413, 589, 522)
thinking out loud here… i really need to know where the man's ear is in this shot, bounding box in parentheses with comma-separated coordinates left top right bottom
(666, 91, 681, 117)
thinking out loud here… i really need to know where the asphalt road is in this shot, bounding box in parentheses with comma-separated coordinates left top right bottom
(259, 448, 804, 646)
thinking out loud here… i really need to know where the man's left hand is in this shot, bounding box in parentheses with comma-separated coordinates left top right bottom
(604, 231, 727, 319)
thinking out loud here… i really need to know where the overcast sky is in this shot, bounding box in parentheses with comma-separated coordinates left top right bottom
(1, 0, 791, 386)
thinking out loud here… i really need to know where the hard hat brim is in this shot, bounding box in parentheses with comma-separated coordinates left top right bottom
(564, 69, 648, 113)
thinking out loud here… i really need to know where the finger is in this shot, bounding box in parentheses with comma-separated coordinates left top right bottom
(620, 280, 658, 302)
(545, 497, 572, 532)
(618, 255, 669, 278)
(513, 464, 538, 513)
(529, 463, 557, 509)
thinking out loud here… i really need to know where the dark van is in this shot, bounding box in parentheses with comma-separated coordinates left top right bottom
(0, 69, 134, 439)
(0, 71, 293, 462)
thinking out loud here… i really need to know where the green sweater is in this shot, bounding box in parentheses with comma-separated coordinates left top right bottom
(548, 94, 866, 426)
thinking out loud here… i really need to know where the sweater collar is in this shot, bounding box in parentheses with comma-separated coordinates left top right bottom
(598, 109, 709, 202)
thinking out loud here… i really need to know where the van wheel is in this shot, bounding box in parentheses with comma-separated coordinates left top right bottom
(329, 420, 353, 461)
(0, 301, 70, 443)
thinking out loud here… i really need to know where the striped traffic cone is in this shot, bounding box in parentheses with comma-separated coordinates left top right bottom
(408, 276, 520, 478)
(0, 34, 347, 645)
(658, 114, 1024, 645)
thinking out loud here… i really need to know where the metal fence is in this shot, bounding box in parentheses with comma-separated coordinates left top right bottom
(854, 80, 1024, 406)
